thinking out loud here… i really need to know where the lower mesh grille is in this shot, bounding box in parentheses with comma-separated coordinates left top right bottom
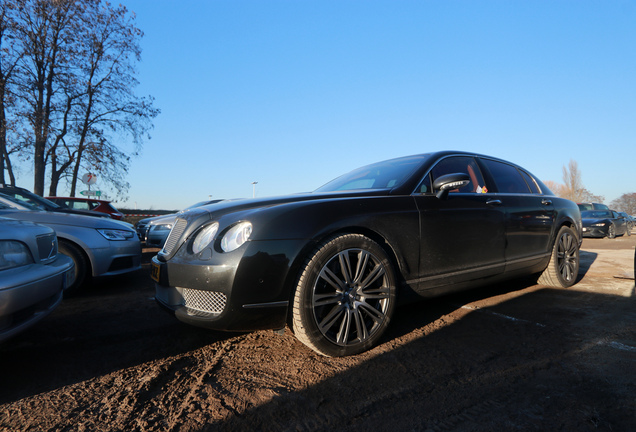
(182, 288, 227, 315)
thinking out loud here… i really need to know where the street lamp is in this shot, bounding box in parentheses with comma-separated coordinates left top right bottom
(251, 181, 258, 198)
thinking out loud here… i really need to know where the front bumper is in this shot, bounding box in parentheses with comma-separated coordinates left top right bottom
(0, 254, 75, 342)
(90, 238, 142, 277)
(581, 226, 609, 238)
(152, 239, 306, 332)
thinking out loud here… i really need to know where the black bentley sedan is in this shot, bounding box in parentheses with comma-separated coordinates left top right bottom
(152, 151, 582, 357)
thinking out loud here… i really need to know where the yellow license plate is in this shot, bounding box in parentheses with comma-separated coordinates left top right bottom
(151, 261, 161, 282)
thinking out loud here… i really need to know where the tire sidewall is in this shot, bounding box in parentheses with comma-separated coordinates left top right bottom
(58, 240, 89, 295)
(294, 234, 397, 357)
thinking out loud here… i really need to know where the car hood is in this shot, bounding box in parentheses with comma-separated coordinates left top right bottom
(0, 208, 135, 230)
(194, 189, 392, 217)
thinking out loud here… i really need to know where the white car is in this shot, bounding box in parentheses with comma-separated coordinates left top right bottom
(0, 217, 75, 342)
(0, 194, 141, 295)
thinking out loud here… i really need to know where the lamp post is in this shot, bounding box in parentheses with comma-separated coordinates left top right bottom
(251, 181, 258, 198)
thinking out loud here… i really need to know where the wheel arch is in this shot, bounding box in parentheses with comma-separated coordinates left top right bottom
(56, 235, 94, 277)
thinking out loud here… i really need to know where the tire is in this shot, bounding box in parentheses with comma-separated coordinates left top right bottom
(627, 224, 631, 236)
(291, 234, 397, 357)
(58, 240, 90, 296)
(607, 223, 616, 239)
(538, 225, 579, 288)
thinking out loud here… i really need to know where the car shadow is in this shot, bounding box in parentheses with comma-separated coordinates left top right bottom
(577, 249, 598, 281)
(207, 285, 636, 432)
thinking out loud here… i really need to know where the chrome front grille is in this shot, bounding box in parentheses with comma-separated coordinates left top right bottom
(182, 288, 227, 315)
(162, 218, 188, 255)
(36, 234, 58, 262)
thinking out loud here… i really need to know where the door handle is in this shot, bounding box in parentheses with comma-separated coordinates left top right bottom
(486, 199, 502, 206)
(541, 199, 553, 206)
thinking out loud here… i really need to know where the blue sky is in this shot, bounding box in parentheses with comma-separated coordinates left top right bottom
(28, 0, 636, 210)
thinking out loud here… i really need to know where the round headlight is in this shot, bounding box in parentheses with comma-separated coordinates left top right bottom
(221, 222, 252, 252)
(192, 222, 219, 254)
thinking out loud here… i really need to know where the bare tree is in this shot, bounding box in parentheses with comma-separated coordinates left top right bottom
(0, 0, 22, 185)
(13, 0, 83, 195)
(2, 0, 157, 197)
(58, 1, 158, 198)
(542, 180, 563, 197)
(560, 159, 586, 202)
(545, 160, 604, 203)
(610, 193, 636, 215)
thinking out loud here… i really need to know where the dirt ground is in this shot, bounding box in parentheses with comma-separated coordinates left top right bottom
(1, 233, 635, 432)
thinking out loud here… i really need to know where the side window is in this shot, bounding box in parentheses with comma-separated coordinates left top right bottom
(481, 159, 531, 194)
(519, 170, 541, 194)
(72, 201, 91, 210)
(419, 156, 487, 194)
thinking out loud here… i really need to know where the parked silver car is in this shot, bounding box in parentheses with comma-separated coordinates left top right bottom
(0, 217, 75, 342)
(137, 200, 227, 248)
(0, 194, 141, 295)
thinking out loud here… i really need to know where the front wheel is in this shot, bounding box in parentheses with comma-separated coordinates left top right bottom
(291, 234, 397, 357)
(538, 225, 579, 288)
(59, 240, 90, 296)
(607, 223, 616, 239)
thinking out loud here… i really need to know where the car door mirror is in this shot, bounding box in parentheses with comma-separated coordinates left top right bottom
(433, 173, 471, 199)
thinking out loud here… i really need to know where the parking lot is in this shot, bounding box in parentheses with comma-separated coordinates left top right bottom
(1, 235, 635, 431)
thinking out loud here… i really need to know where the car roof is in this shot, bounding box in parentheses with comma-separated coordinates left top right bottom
(47, 196, 112, 204)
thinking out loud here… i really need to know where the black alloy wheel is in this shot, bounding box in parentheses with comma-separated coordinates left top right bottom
(538, 225, 580, 288)
(292, 234, 396, 357)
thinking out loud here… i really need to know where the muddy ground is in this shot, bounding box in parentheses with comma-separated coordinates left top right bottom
(1, 234, 635, 431)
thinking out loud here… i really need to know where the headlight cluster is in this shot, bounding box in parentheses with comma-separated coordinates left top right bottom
(591, 223, 607, 227)
(97, 229, 136, 241)
(151, 223, 173, 232)
(0, 240, 34, 271)
(192, 221, 252, 254)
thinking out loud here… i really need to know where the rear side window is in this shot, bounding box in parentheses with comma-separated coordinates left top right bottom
(72, 201, 91, 210)
(519, 170, 541, 194)
(481, 159, 531, 194)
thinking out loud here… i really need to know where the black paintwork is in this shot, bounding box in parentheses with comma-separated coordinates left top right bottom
(581, 210, 628, 238)
(152, 151, 582, 332)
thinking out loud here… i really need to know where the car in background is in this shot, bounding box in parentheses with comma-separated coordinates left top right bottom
(152, 151, 581, 357)
(136, 199, 226, 246)
(617, 212, 634, 232)
(0, 185, 110, 218)
(581, 210, 630, 239)
(46, 196, 124, 220)
(0, 195, 141, 295)
(577, 202, 609, 211)
(0, 218, 75, 342)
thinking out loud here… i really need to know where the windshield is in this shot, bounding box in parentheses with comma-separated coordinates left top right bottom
(0, 189, 60, 210)
(582, 210, 612, 219)
(0, 193, 42, 210)
(315, 154, 429, 193)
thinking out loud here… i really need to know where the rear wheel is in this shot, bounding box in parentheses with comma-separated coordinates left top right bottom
(59, 240, 90, 296)
(291, 234, 397, 357)
(538, 225, 579, 288)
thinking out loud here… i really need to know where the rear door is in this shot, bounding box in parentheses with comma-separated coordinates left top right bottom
(477, 158, 555, 272)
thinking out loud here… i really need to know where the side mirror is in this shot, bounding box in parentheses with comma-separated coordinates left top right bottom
(433, 173, 471, 199)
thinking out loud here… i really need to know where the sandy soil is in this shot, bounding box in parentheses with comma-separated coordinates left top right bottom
(1, 234, 634, 431)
